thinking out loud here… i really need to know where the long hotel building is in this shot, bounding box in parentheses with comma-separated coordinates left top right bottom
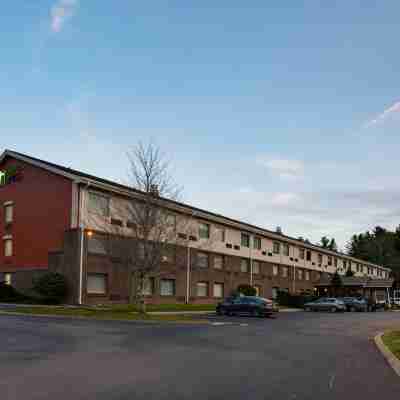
(0, 150, 391, 304)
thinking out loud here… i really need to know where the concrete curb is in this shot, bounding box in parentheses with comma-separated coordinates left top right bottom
(374, 332, 400, 377)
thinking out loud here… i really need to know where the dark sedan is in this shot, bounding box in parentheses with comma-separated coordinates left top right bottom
(341, 297, 367, 312)
(216, 296, 276, 317)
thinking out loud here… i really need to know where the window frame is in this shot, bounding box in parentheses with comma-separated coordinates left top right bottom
(196, 281, 209, 297)
(4, 203, 13, 225)
(240, 258, 250, 273)
(4, 237, 13, 257)
(299, 248, 305, 260)
(273, 242, 281, 254)
(198, 223, 210, 239)
(213, 282, 224, 298)
(253, 236, 261, 250)
(160, 279, 176, 296)
(87, 191, 110, 217)
(272, 265, 279, 276)
(241, 233, 250, 248)
(196, 252, 209, 269)
(283, 243, 289, 256)
(86, 273, 108, 295)
(252, 260, 260, 274)
(213, 254, 224, 270)
(87, 233, 108, 255)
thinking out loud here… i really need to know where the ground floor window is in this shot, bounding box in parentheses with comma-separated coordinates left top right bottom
(213, 282, 224, 298)
(4, 238, 13, 257)
(254, 285, 261, 296)
(87, 273, 107, 295)
(196, 281, 209, 297)
(160, 279, 175, 296)
(241, 258, 250, 273)
(305, 271, 310, 281)
(252, 261, 260, 274)
(272, 287, 279, 300)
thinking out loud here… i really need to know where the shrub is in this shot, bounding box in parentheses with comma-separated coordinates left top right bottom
(33, 272, 68, 304)
(237, 284, 257, 296)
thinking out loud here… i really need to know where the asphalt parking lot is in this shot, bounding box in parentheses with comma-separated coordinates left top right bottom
(1, 311, 400, 400)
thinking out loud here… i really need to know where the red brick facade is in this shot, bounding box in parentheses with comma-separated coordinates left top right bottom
(0, 157, 73, 272)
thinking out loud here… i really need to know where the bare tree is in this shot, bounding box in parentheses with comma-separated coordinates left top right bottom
(110, 142, 182, 313)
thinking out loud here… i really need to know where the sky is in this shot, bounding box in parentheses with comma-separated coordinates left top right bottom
(1, 1, 400, 249)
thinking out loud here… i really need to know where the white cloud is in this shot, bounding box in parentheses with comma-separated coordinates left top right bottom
(365, 101, 400, 128)
(257, 157, 304, 180)
(50, 0, 79, 33)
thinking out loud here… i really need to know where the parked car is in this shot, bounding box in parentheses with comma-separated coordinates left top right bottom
(340, 297, 367, 312)
(216, 296, 277, 317)
(303, 297, 346, 313)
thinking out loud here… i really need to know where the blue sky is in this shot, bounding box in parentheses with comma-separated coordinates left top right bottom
(2, 1, 400, 248)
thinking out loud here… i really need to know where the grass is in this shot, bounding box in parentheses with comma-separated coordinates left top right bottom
(382, 331, 400, 360)
(3, 306, 209, 323)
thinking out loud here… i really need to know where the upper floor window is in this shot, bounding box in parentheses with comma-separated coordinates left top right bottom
(334, 258, 338, 267)
(215, 227, 225, 242)
(4, 203, 13, 224)
(241, 258, 250, 273)
(328, 256, 332, 266)
(197, 252, 209, 269)
(281, 266, 288, 278)
(283, 244, 289, 256)
(252, 260, 260, 274)
(198, 223, 210, 239)
(272, 265, 279, 276)
(273, 242, 280, 254)
(299, 248, 305, 260)
(88, 192, 110, 217)
(214, 254, 224, 270)
(241, 233, 250, 247)
(318, 254, 323, 264)
(253, 236, 261, 250)
(297, 269, 303, 280)
(4, 238, 13, 257)
(305, 271, 310, 281)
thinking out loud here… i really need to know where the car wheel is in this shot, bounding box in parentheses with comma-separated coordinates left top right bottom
(304, 306, 311, 312)
(350, 306, 356, 312)
(330, 307, 337, 313)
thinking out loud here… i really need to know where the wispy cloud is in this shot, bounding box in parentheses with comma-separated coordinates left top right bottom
(51, 0, 79, 33)
(257, 157, 304, 180)
(365, 101, 400, 128)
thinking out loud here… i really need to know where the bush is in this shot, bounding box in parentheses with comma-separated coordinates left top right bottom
(33, 272, 68, 304)
(237, 284, 257, 296)
(0, 283, 33, 303)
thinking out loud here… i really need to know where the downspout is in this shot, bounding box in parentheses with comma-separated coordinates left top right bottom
(249, 235, 253, 287)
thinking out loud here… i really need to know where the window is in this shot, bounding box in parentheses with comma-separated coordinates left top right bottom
(306, 250, 311, 261)
(3, 272, 12, 286)
(196, 282, 208, 297)
(160, 279, 175, 296)
(253, 237, 261, 250)
(4, 238, 13, 257)
(199, 223, 210, 239)
(88, 192, 110, 217)
(4, 204, 13, 224)
(343, 260, 347, 269)
(197, 252, 209, 269)
(298, 269, 303, 280)
(273, 242, 280, 254)
(272, 287, 279, 300)
(87, 274, 107, 295)
(334, 258, 338, 268)
(142, 278, 154, 296)
(215, 227, 225, 242)
(241, 258, 250, 273)
(328, 256, 332, 266)
(305, 271, 310, 281)
(318, 254, 323, 264)
(281, 266, 288, 278)
(252, 260, 260, 274)
(88, 234, 108, 255)
(299, 248, 305, 260)
(213, 282, 224, 298)
(272, 265, 279, 276)
(214, 255, 224, 269)
(254, 285, 261, 297)
(165, 214, 176, 229)
(283, 244, 289, 256)
(241, 233, 250, 247)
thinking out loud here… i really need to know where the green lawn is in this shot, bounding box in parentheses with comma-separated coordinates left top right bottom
(4, 306, 209, 323)
(382, 331, 400, 360)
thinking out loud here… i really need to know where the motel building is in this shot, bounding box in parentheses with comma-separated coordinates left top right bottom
(0, 150, 393, 305)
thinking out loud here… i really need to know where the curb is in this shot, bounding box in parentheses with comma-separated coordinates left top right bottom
(0, 311, 209, 325)
(374, 332, 400, 377)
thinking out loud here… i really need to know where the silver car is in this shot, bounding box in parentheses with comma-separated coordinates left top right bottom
(304, 297, 346, 313)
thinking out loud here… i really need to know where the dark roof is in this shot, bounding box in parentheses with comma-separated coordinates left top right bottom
(2, 149, 391, 270)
